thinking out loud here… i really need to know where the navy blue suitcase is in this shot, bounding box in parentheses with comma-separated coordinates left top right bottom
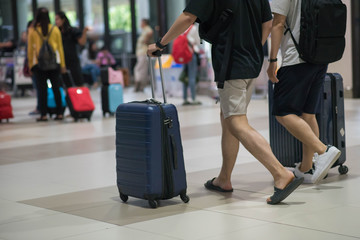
(115, 56, 189, 208)
(268, 73, 348, 174)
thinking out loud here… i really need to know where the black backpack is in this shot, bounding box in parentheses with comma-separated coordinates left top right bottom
(198, 9, 234, 45)
(35, 25, 59, 71)
(286, 0, 347, 64)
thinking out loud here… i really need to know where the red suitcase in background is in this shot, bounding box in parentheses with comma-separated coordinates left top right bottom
(62, 71, 95, 122)
(0, 91, 14, 122)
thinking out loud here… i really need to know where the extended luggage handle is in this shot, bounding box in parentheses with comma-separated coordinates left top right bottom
(61, 70, 76, 88)
(148, 52, 167, 103)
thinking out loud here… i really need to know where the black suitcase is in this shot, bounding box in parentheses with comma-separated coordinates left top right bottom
(115, 56, 189, 208)
(100, 67, 109, 86)
(101, 85, 110, 116)
(268, 73, 348, 174)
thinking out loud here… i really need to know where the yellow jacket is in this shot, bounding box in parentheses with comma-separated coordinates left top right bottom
(27, 24, 66, 70)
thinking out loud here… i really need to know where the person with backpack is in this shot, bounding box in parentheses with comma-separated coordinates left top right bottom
(179, 23, 202, 106)
(148, 0, 304, 205)
(267, 0, 344, 184)
(28, 7, 66, 122)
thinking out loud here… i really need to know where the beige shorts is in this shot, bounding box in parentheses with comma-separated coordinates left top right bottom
(218, 79, 255, 119)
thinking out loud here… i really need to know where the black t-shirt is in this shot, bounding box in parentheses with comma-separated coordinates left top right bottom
(61, 27, 82, 64)
(184, 0, 272, 81)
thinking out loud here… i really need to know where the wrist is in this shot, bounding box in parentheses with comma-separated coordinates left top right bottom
(268, 58, 278, 63)
(156, 38, 167, 50)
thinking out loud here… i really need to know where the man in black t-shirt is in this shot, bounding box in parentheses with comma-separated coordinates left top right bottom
(148, 0, 304, 204)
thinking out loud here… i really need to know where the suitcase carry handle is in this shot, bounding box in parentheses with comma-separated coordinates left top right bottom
(148, 55, 167, 103)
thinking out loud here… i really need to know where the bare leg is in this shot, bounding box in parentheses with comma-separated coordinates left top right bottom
(224, 114, 295, 195)
(276, 114, 326, 172)
(212, 112, 239, 190)
(300, 113, 320, 172)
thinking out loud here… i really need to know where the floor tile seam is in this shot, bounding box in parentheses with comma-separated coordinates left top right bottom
(0, 134, 116, 151)
(200, 208, 360, 239)
(0, 150, 116, 166)
(2, 201, 121, 228)
(194, 222, 275, 240)
(202, 203, 340, 224)
(0, 206, 61, 227)
(201, 207, 274, 224)
(122, 225, 183, 240)
(52, 226, 121, 240)
(20, 200, 119, 216)
(270, 221, 360, 239)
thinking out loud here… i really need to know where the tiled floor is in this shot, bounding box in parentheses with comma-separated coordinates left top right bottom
(1, 85, 360, 240)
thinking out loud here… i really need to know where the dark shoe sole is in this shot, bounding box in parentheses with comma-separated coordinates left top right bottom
(204, 178, 233, 193)
(267, 177, 304, 205)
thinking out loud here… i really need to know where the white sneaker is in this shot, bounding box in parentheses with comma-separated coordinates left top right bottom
(294, 163, 315, 184)
(312, 145, 341, 184)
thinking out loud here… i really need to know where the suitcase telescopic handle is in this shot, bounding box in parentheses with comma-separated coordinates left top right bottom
(148, 53, 167, 104)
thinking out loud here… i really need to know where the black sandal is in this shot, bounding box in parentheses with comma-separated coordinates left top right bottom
(36, 116, 48, 122)
(54, 115, 64, 120)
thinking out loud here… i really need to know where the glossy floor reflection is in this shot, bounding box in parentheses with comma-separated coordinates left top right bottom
(1, 86, 360, 240)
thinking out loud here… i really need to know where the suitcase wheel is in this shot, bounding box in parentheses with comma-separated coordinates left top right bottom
(87, 117, 91, 121)
(338, 165, 348, 175)
(119, 192, 128, 203)
(180, 193, 190, 203)
(148, 199, 158, 209)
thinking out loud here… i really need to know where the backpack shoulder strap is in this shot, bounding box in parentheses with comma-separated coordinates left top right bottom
(47, 25, 56, 39)
(217, 0, 238, 89)
(34, 25, 55, 40)
(284, 22, 301, 56)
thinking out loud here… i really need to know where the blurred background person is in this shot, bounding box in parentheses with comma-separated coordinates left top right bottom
(81, 40, 100, 89)
(182, 23, 201, 105)
(55, 11, 89, 87)
(134, 19, 153, 92)
(24, 20, 41, 115)
(28, 7, 66, 121)
(96, 46, 116, 68)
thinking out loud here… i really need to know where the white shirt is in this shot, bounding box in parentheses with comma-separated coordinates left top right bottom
(271, 0, 304, 67)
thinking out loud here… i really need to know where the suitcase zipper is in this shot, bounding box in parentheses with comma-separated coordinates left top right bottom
(159, 105, 175, 199)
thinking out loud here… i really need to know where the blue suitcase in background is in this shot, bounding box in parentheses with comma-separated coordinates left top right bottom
(109, 84, 123, 113)
(47, 82, 66, 117)
(102, 83, 123, 116)
(115, 56, 189, 208)
(268, 73, 348, 174)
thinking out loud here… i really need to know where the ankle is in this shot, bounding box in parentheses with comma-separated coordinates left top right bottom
(318, 145, 328, 155)
(299, 163, 312, 173)
(274, 170, 294, 189)
(214, 176, 231, 187)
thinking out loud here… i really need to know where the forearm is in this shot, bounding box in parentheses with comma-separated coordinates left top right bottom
(159, 12, 197, 46)
(269, 25, 283, 59)
(0, 41, 12, 48)
(262, 20, 272, 46)
(78, 29, 88, 46)
(57, 34, 66, 68)
(269, 15, 285, 59)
